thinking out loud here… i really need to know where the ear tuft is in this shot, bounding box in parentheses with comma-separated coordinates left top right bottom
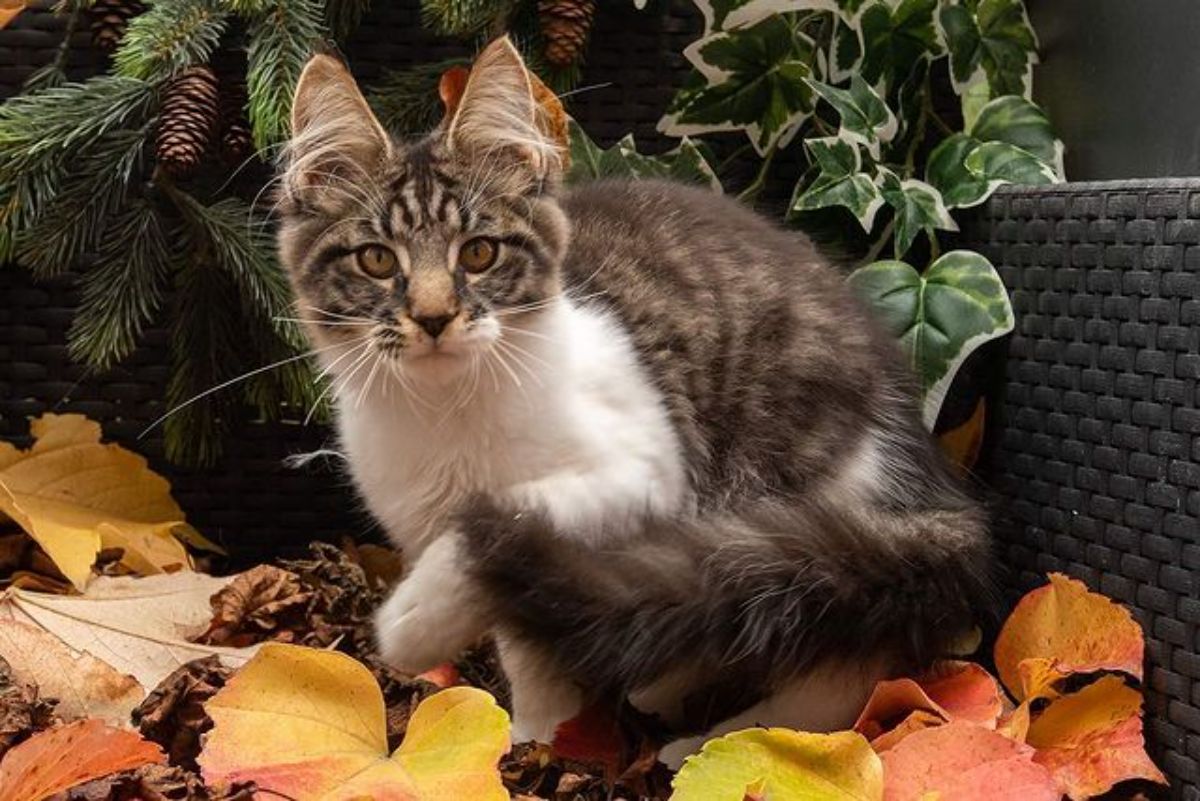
(285, 55, 391, 195)
(446, 37, 564, 177)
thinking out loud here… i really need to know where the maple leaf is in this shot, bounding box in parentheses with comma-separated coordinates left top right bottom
(0, 718, 165, 801)
(0, 413, 192, 590)
(993, 572, 1143, 701)
(670, 728, 883, 801)
(855, 661, 1003, 750)
(880, 720, 1059, 801)
(1025, 675, 1166, 800)
(0, 572, 257, 693)
(199, 642, 511, 801)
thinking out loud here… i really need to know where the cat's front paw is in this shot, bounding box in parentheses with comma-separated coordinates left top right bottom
(373, 582, 454, 674)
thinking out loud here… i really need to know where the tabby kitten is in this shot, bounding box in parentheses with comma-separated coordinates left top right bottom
(278, 38, 993, 764)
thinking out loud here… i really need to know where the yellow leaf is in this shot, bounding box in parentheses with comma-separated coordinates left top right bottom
(670, 728, 883, 801)
(0, 413, 191, 590)
(199, 643, 511, 801)
(0, 572, 257, 691)
(1026, 675, 1166, 800)
(993, 573, 1143, 701)
(937, 399, 986, 473)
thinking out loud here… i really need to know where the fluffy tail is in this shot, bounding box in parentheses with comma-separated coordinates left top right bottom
(460, 496, 995, 691)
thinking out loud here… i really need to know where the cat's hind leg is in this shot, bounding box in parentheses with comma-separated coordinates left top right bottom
(497, 633, 585, 745)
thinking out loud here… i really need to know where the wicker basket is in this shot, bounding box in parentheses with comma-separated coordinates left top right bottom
(973, 179, 1200, 800)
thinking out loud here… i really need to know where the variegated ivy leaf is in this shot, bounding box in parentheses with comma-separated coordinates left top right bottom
(828, 15, 865, 83)
(849, 251, 1014, 427)
(566, 121, 722, 191)
(806, 75, 897, 160)
(877, 166, 957, 258)
(925, 132, 995, 208)
(660, 15, 815, 155)
(858, 0, 941, 89)
(693, 0, 866, 34)
(965, 141, 1056, 184)
(939, 0, 1037, 99)
(791, 137, 884, 230)
(970, 95, 1063, 177)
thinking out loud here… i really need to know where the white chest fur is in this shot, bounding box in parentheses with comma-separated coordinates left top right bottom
(334, 299, 689, 555)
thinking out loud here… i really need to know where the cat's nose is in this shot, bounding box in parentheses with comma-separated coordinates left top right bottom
(413, 314, 453, 339)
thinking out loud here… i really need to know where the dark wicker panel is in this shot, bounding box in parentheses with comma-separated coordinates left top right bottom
(970, 180, 1200, 800)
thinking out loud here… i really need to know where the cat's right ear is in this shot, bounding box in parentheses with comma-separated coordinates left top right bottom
(286, 55, 391, 191)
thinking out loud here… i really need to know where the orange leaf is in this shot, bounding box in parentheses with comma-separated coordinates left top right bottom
(438, 66, 470, 118)
(552, 701, 624, 781)
(0, 1, 26, 30)
(938, 398, 986, 473)
(855, 661, 1003, 747)
(0, 719, 165, 801)
(1026, 675, 1166, 800)
(994, 573, 1143, 701)
(881, 721, 1059, 801)
(416, 661, 461, 689)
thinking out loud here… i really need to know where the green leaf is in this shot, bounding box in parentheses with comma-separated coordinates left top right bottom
(245, 0, 325, 152)
(660, 15, 815, 154)
(858, 0, 940, 89)
(925, 132, 995, 209)
(806, 74, 896, 159)
(828, 15, 864, 83)
(114, 0, 229, 81)
(567, 121, 721, 191)
(849, 251, 1014, 426)
(692, 0, 850, 33)
(970, 95, 1062, 175)
(791, 137, 883, 231)
(671, 728, 883, 801)
(877, 166, 956, 257)
(965, 141, 1057, 185)
(940, 0, 1036, 98)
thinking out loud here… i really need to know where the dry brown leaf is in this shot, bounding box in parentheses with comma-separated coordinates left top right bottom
(0, 414, 192, 590)
(0, 718, 165, 801)
(0, 572, 257, 692)
(938, 398, 986, 474)
(0, 620, 143, 727)
(201, 565, 315, 647)
(133, 656, 231, 770)
(0, 657, 57, 758)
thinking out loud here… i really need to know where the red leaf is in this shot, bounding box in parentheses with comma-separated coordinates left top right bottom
(552, 702, 624, 782)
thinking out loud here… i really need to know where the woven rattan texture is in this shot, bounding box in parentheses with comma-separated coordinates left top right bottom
(0, 2, 702, 563)
(972, 180, 1200, 799)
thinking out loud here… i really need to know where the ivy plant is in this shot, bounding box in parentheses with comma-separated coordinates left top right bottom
(653, 0, 1061, 427)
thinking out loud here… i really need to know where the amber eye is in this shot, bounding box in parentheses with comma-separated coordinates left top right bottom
(356, 245, 398, 279)
(458, 237, 498, 274)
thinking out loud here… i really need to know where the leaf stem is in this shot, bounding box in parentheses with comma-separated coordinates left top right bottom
(717, 142, 754, 173)
(737, 143, 778, 203)
(859, 217, 896, 267)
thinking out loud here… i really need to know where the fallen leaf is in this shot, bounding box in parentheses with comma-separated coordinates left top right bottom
(1025, 675, 1166, 800)
(939, 398, 986, 473)
(855, 661, 1003, 746)
(553, 702, 625, 782)
(199, 642, 511, 800)
(200, 564, 315, 646)
(0, 619, 143, 726)
(417, 661, 461, 689)
(341, 538, 405, 590)
(670, 728, 883, 801)
(0, 657, 57, 757)
(133, 656, 231, 770)
(0, 572, 256, 691)
(997, 702, 1031, 743)
(994, 573, 1143, 701)
(880, 721, 1059, 801)
(0, 414, 191, 590)
(0, 719, 164, 801)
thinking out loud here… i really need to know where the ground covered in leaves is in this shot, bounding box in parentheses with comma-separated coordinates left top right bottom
(0, 413, 1174, 800)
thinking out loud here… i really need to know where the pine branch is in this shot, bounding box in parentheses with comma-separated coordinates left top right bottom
(367, 58, 467, 137)
(23, 5, 82, 93)
(67, 198, 171, 369)
(15, 126, 149, 278)
(420, 0, 516, 36)
(324, 0, 371, 41)
(245, 0, 325, 152)
(114, 0, 229, 81)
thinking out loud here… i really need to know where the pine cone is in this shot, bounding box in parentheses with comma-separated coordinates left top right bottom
(538, 0, 596, 68)
(89, 0, 145, 53)
(218, 79, 254, 166)
(156, 66, 220, 179)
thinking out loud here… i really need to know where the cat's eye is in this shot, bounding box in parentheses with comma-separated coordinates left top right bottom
(458, 237, 498, 274)
(356, 245, 398, 279)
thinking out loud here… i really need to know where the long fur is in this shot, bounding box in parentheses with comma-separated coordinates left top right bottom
(461, 493, 996, 693)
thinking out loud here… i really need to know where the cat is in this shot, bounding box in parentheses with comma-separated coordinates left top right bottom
(277, 37, 994, 765)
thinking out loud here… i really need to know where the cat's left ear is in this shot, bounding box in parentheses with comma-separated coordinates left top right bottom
(446, 37, 568, 178)
(286, 55, 391, 191)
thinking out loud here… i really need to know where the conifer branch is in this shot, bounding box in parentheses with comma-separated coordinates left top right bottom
(367, 58, 468, 137)
(114, 0, 229, 81)
(420, 0, 517, 36)
(67, 198, 172, 369)
(325, 0, 372, 42)
(245, 0, 325, 152)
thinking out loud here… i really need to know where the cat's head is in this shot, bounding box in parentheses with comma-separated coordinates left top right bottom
(277, 38, 569, 384)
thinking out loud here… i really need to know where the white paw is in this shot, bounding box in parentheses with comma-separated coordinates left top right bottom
(510, 714, 561, 746)
(658, 735, 706, 771)
(373, 583, 450, 674)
